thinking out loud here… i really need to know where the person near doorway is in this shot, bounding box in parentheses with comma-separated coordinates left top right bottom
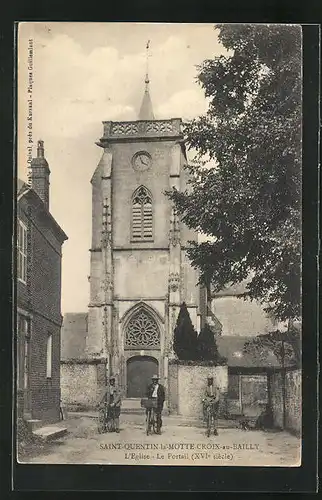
(146, 374, 165, 434)
(202, 375, 220, 436)
(59, 398, 66, 421)
(254, 403, 274, 431)
(98, 375, 122, 433)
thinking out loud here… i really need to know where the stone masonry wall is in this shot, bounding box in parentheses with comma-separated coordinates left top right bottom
(61, 362, 99, 410)
(285, 369, 301, 434)
(270, 368, 301, 434)
(168, 364, 228, 418)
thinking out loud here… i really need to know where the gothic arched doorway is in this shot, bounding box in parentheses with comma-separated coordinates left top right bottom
(124, 305, 161, 397)
(127, 356, 159, 398)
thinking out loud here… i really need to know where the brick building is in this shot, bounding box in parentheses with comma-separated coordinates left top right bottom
(17, 140, 67, 425)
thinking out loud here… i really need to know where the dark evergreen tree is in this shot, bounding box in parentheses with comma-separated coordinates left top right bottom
(197, 323, 226, 363)
(197, 323, 216, 360)
(173, 302, 198, 360)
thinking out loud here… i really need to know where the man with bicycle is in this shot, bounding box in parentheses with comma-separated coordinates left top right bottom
(98, 375, 122, 433)
(202, 375, 220, 436)
(146, 374, 165, 434)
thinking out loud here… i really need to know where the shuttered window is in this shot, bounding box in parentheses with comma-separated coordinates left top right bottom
(132, 186, 153, 241)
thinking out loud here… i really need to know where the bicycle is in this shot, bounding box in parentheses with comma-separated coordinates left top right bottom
(141, 397, 158, 435)
(203, 400, 219, 437)
(106, 405, 117, 432)
(97, 404, 117, 433)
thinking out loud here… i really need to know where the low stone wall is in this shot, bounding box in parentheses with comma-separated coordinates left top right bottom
(61, 361, 102, 410)
(285, 369, 302, 433)
(168, 363, 228, 419)
(270, 372, 284, 428)
(270, 368, 301, 435)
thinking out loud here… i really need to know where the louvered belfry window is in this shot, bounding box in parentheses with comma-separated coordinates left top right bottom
(132, 186, 153, 240)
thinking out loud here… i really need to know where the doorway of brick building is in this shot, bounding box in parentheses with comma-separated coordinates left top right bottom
(18, 315, 31, 417)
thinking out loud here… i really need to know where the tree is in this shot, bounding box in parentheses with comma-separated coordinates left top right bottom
(197, 322, 226, 363)
(243, 325, 301, 368)
(243, 324, 301, 430)
(173, 302, 198, 360)
(167, 24, 302, 322)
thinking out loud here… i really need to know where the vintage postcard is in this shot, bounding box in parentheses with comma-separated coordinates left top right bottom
(16, 22, 302, 467)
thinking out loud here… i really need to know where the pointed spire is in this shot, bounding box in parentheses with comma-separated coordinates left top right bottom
(138, 40, 155, 120)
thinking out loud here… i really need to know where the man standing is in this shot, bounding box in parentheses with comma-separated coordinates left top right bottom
(146, 374, 165, 434)
(98, 375, 122, 433)
(202, 375, 220, 436)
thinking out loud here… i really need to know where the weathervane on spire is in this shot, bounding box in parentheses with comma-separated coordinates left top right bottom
(145, 40, 151, 87)
(138, 40, 155, 120)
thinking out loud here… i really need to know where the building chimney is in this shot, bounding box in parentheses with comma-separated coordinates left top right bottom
(30, 139, 50, 209)
(37, 139, 45, 158)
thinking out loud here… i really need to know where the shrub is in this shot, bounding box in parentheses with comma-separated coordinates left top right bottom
(197, 322, 227, 364)
(173, 302, 199, 360)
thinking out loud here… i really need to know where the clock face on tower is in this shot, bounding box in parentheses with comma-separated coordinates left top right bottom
(132, 151, 152, 172)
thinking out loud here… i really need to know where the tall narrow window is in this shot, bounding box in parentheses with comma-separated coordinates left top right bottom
(18, 315, 31, 390)
(46, 334, 53, 378)
(132, 186, 153, 241)
(24, 335, 30, 389)
(17, 220, 27, 283)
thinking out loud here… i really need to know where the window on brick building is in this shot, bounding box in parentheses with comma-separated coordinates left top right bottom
(131, 186, 153, 241)
(17, 315, 31, 390)
(17, 220, 27, 283)
(46, 334, 53, 378)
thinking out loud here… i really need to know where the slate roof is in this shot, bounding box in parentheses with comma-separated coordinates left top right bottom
(17, 179, 25, 192)
(17, 178, 68, 242)
(217, 335, 281, 368)
(211, 280, 249, 298)
(17, 178, 29, 196)
(61, 312, 88, 360)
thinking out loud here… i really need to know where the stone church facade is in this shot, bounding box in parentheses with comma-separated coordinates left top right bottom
(61, 80, 202, 407)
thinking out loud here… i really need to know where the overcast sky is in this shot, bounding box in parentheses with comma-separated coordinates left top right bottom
(18, 22, 227, 313)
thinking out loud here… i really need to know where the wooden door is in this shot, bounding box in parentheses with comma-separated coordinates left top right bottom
(127, 356, 158, 398)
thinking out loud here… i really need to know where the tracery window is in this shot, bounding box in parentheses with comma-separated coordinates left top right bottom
(125, 310, 160, 349)
(131, 186, 153, 241)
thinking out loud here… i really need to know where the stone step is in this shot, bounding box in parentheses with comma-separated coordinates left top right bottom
(122, 399, 169, 416)
(167, 416, 239, 429)
(26, 419, 42, 432)
(33, 425, 68, 442)
(122, 398, 142, 409)
(67, 410, 236, 429)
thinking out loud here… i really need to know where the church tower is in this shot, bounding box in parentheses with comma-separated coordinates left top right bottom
(86, 49, 200, 401)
